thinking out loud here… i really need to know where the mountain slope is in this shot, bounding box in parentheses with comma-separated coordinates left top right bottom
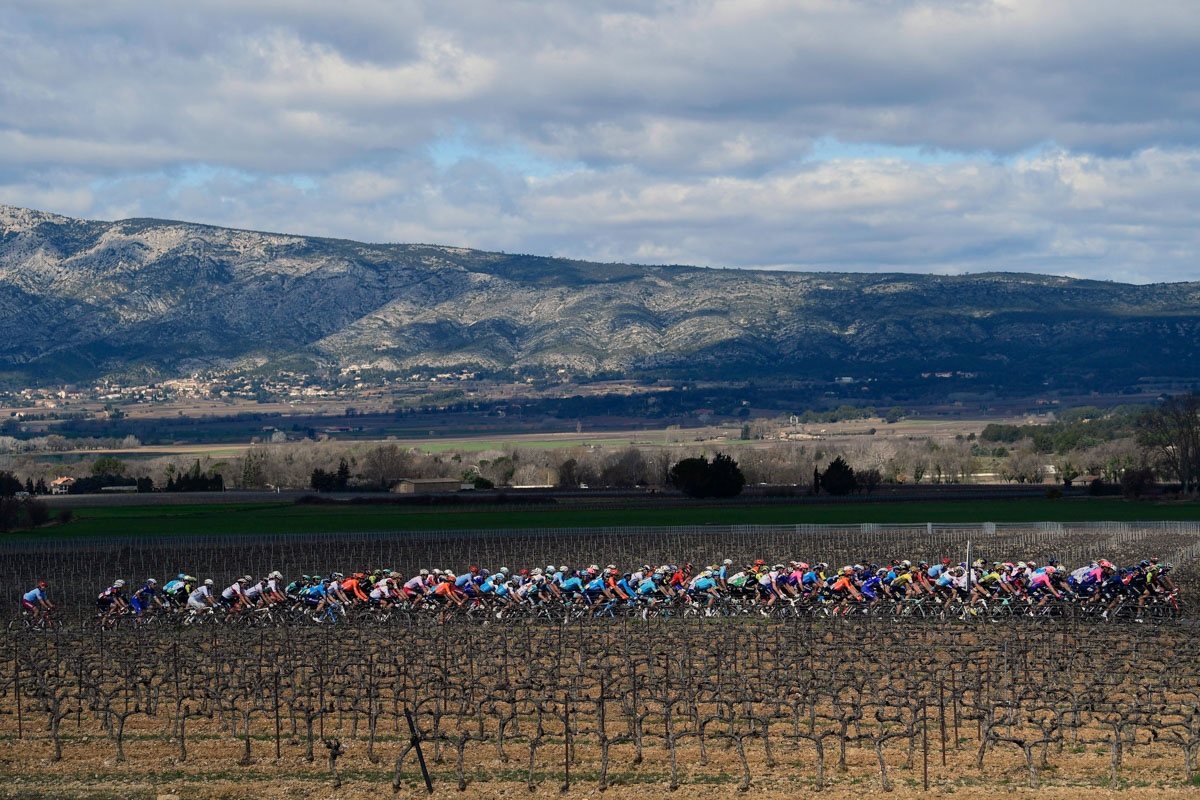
(3, 204, 1200, 388)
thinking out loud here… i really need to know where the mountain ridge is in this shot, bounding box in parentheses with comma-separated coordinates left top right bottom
(3, 204, 1200, 390)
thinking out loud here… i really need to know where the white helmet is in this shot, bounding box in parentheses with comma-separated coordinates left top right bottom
(723, 558, 733, 565)
(204, 578, 214, 586)
(113, 579, 125, 588)
(146, 578, 157, 585)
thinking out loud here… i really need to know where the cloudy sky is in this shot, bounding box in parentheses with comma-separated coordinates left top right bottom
(2, 1, 1199, 282)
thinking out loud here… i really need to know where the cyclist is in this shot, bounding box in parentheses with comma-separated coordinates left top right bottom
(342, 573, 371, 604)
(689, 569, 722, 610)
(263, 571, 288, 605)
(21, 581, 54, 626)
(163, 574, 195, 608)
(219, 577, 250, 612)
(830, 566, 864, 614)
(430, 574, 465, 607)
(130, 578, 165, 617)
(326, 573, 352, 607)
(97, 579, 128, 622)
(188, 578, 217, 612)
(403, 571, 428, 606)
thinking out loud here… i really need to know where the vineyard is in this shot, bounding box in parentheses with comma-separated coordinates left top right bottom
(3, 522, 1200, 799)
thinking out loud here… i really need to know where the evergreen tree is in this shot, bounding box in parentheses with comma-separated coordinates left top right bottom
(336, 458, 350, 490)
(819, 456, 858, 496)
(669, 453, 745, 498)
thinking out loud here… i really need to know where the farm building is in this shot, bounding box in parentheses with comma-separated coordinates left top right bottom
(392, 477, 465, 494)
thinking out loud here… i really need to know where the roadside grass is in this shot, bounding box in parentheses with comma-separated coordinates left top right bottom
(17, 496, 1200, 539)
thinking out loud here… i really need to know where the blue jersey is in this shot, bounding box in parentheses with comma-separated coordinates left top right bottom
(692, 577, 716, 591)
(861, 576, 882, 599)
(561, 577, 583, 594)
(636, 578, 658, 596)
(23, 587, 45, 603)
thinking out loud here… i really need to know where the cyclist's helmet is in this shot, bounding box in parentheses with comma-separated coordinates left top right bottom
(177, 573, 187, 580)
(1048, 558, 1059, 567)
(469, 566, 479, 573)
(113, 579, 125, 588)
(1099, 560, 1112, 569)
(754, 559, 765, 566)
(146, 578, 157, 585)
(941, 558, 951, 565)
(1161, 563, 1173, 572)
(331, 572, 343, 579)
(1150, 556, 1159, 563)
(797, 562, 810, 570)
(901, 559, 912, 568)
(1045, 566, 1057, 575)
(842, 566, 853, 575)
(37, 580, 47, 588)
(918, 561, 928, 567)
(498, 567, 509, 574)
(1139, 560, 1151, 568)
(204, 578, 214, 586)
(723, 558, 733, 566)
(1026, 561, 1037, 568)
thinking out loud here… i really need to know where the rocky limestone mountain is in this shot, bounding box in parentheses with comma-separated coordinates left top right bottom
(3, 204, 1200, 389)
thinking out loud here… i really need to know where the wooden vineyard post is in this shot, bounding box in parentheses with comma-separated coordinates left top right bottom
(939, 680, 946, 766)
(274, 670, 282, 759)
(562, 692, 571, 792)
(951, 671, 960, 747)
(922, 693, 929, 791)
(13, 657, 21, 740)
(405, 708, 434, 795)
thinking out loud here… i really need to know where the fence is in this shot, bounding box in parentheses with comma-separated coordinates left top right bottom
(3, 520, 1198, 611)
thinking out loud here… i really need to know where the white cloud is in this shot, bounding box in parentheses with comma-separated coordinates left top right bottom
(0, 0, 1198, 281)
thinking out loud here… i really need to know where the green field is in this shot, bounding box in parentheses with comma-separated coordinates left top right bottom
(24, 496, 1200, 539)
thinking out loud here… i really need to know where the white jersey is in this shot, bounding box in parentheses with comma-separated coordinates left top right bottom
(188, 585, 212, 607)
(221, 584, 242, 601)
